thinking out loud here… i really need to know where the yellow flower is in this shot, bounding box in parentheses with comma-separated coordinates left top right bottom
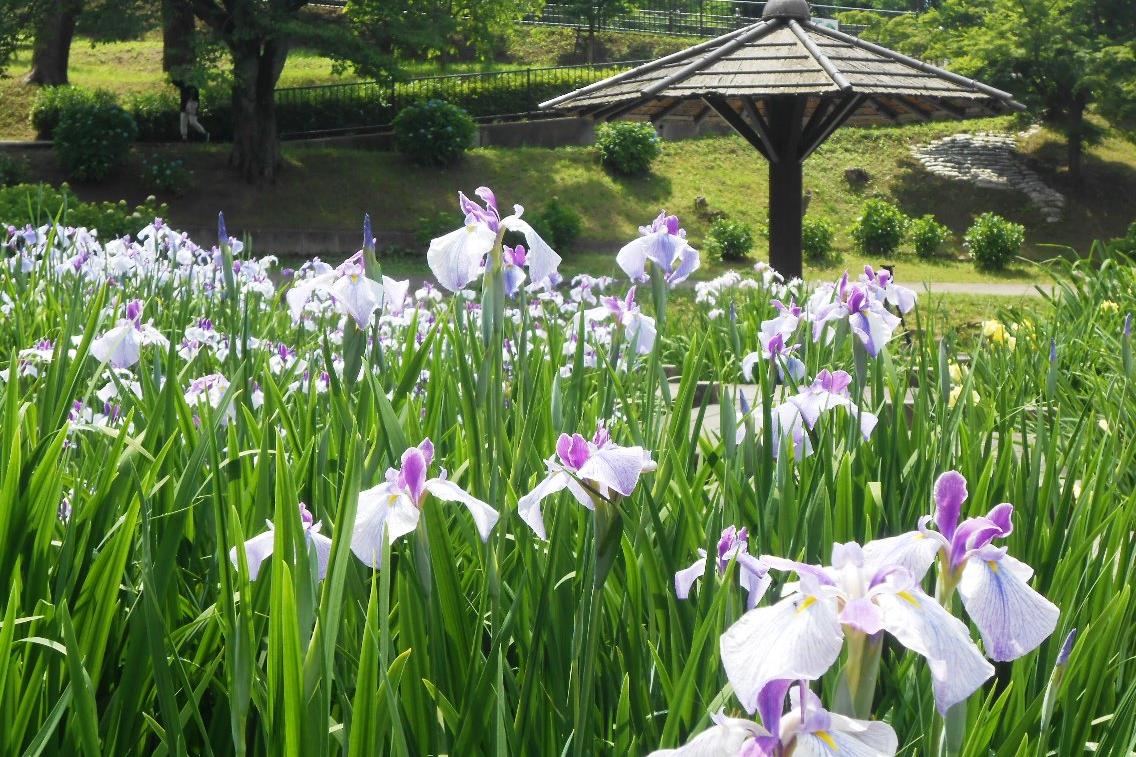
(949, 385, 981, 408)
(981, 320, 1016, 350)
(1100, 300, 1120, 314)
(948, 361, 964, 384)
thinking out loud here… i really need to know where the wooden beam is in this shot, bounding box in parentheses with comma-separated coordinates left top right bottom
(594, 98, 650, 122)
(741, 96, 781, 163)
(934, 97, 968, 117)
(642, 19, 782, 97)
(702, 96, 772, 161)
(899, 95, 933, 121)
(650, 97, 692, 125)
(806, 21, 1025, 108)
(867, 96, 901, 124)
(799, 92, 866, 161)
(800, 96, 834, 139)
(787, 19, 852, 92)
(540, 19, 767, 108)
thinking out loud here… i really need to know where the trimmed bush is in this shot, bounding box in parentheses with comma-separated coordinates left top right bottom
(594, 121, 661, 176)
(54, 95, 137, 182)
(0, 153, 26, 187)
(141, 153, 193, 196)
(909, 214, 950, 258)
(0, 183, 166, 238)
(965, 212, 1025, 270)
(706, 218, 755, 262)
(802, 217, 836, 262)
(393, 100, 477, 167)
(851, 199, 909, 257)
(30, 86, 118, 139)
(528, 197, 582, 251)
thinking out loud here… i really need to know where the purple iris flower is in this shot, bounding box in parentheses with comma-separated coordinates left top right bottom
(648, 684, 897, 756)
(742, 331, 805, 384)
(503, 244, 528, 296)
(616, 211, 700, 286)
(810, 273, 901, 357)
(351, 439, 499, 567)
(767, 370, 878, 458)
(863, 471, 1059, 662)
(581, 286, 657, 355)
(230, 503, 333, 581)
(860, 265, 916, 315)
(516, 425, 656, 539)
(675, 526, 772, 609)
(90, 300, 169, 369)
(427, 187, 561, 293)
(721, 541, 994, 716)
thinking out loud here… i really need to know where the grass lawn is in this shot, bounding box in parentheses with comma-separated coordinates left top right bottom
(11, 116, 1134, 284)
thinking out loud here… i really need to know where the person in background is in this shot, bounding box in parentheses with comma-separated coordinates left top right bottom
(174, 80, 209, 142)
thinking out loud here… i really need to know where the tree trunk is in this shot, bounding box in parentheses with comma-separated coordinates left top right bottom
(26, 0, 83, 86)
(162, 0, 196, 74)
(1066, 96, 1086, 184)
(228, 38, 289, 183)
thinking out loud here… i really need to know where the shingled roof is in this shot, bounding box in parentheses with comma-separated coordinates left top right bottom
(541, 1, 1023, 129)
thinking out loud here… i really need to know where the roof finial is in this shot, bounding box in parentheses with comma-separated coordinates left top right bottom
(762, 0, 811, 20)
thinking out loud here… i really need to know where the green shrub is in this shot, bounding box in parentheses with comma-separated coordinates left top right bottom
(1108, 221, 1136, 256)
(850, 199, 909, 257)
(393, 99, 477, 167)
(594, 121, 661, 176)
(706, 218, 755, 261)
(0, 183, 166, 238)
(30, 86, 110, 139)
(527, 197, 582, 251)
(965, 212, 1024, 270)
(54, 95, 137, 182)
(909, 214, 949, 258)
(0, 153, 27, 187)
(141, 153, 193, 196)
(802, 217, 836, 261)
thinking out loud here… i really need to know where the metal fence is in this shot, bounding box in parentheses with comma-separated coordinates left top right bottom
(274, 61, 646, 137)
(525, 0, 910, 37)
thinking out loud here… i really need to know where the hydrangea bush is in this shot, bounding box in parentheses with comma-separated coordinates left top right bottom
(0, 191, 1131, 755)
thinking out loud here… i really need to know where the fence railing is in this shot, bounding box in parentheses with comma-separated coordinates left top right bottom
(274, 61, 647, 138)
(525, 0, 908, 37)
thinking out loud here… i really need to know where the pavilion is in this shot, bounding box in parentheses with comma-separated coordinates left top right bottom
(541, 0, 1024, 279)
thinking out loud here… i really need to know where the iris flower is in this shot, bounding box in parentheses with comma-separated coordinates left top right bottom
(649, 684, 897, 756)
(720, 541, 993, 715)
(810, 273, 901, 357)
(230, 503, 332, 581)
(582, 286, 657, 355)
(675, 526, 771, 609)
(91, 300, 169, 369)
(516, 426, 656, 539)
(863, 471, 1059, 662)
(426, 187, 560, 293)
(616, 211, 700, 286)
(285, 253, 392, 329)
(860, 265, 916, 315)
(768, 370, 877, 458)
(351, 439, 499, 567)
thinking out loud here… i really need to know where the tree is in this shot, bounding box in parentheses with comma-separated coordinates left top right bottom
(0, 1, 42, 76)
(162, 0, 196, 74)
(188, 0, 313, 182)
(884, 0, 1136, 181)
(559, 0, 635, 63)
(343, 0, 539, 75)
(26, 0, 84, 85)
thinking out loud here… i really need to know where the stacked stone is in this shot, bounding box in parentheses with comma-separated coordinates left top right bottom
(910, 130, 1065, 223)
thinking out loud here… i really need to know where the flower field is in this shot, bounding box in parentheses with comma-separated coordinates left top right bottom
(1, 189, 1134, 755)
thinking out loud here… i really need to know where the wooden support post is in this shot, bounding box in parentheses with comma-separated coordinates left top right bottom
(765, 96, 805, 280)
